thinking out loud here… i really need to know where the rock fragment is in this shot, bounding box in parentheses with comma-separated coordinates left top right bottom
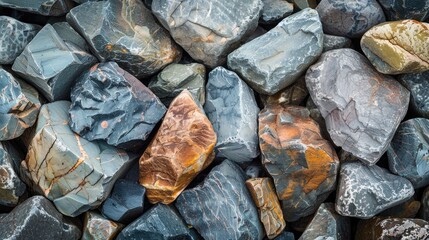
(0, 142, 26, 207)
(82, 211, 122, 240)
(0, 0, 74, 16)
(399, 71, 429, 118)
(260, 0, 293, 24)
(322, 34, 352, 52)
(378, 0, 429, 21)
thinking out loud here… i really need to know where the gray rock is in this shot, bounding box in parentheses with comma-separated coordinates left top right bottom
(378, 0, 429, 21)
(228, 8, 323, 95)
(399, 71, 429, 118)
(322, 34, 352, 52)
(245, 164, 264, 179)
(0, 0, 74, 16)
(82, 211, 123, 240)
(306, 48, 410, 165)
(260, 0, 294, 24)
(204, 67, 260, 163)
(243, 26, 268, 44)
(0, 142, 26, 207)
(52, 22, 89, 52)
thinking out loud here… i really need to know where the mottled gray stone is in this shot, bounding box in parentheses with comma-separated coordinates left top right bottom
(322, 34, 352, 52)
(0, 0, 74, 16)
(228, 8, 323, 95)
(379, 0, 429, 21)
(52, 22, 89, 52)
(306, 48, 410, 165)
(336, 162, 415, 219)
(176, 160, 264, 240)
(260, 0, 294, 24)
(0, 142, 26, 207)
(204, 67, 260, 163)
(399, 71, 429, 118)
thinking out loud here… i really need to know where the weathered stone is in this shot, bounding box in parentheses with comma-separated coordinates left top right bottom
(379, 0, 429, 21)
(422, 186, 429, 221)
(0, 142, 26, 207)
(0, 0, 74, 16)
(260, 0, 293, 24)
(69, 62, 166, 150)
(67, 0, 181, 78)
(306, 48, 410, 165)
(52, 21, 89, 52)
(316, 0, 385, 38)
(322, 34, 352, 52)
(259, 105, 339, 222)
(380, 197, 421, 218)
(260, 75, 308, 108)
(399, 71, 429, 118)
(293, 0, 317, 9)
(21, 101, 136, 217)
(83, 211, 122, 240)
(139, 90, 216, 204)
(361, 20, 429, 75)
(336, 161, 415, 219)
(152, 0, 262, 67)
(228, 8, 323, 95)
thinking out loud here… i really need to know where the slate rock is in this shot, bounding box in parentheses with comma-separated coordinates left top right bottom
(260, 75, 308, 108)
(52, 21, 89, 52)
(260, 0, 294, 24)
(0, 0, 74, 16)
(67, 0, 181, 78)
(306, 48, 410, 165)
(399, 71, 429, 118)
(83, 211, 122, 240)
(228, 8, 323, 95)
(204, 67, 260, 163)
(0, 142, 26, 207)
(421, 186, 429, 221)
(176, 160, 264, 240)
(379, 0, 429, 21)
(380, 197, 421, 218)
(322, 34, 352, 52)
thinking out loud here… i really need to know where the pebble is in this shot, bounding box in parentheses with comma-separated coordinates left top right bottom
(260, 0, 293, 24)
(82, 211, 123, 240)
(0, 142, 26, 207)
(322, 34, 352, 52)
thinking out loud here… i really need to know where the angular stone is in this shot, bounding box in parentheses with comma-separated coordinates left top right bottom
(12, 24, 97, 101)
(322, 34, 352, 52)
(336, 162, 415, 219)
(361, 20, 429, 75)
(83, 211, 123, 240)
(0, 0, 74, 16)
(67, 0, 181, 78)
(69, 62, 166, 150)
(259, 105, 339, 222)
(379, 0, 429, 21)
(399, 71, 429, 118)
(260, 0, 293, 24)
(260, 75, 308, 108)
(52, 22, 89, 52)
(152, 0, 262, 68)
(176, 160, 264, 240)
(228, 8, 323, 95)
(21, 101, 136, 217)
(306, 48, 410, 165)
(205, 67, 260, 163)
(139, 90, 216, 204)
(316, 0, 385, 38)
(380, 198, 421, 218)
(0, 142, 26, 207)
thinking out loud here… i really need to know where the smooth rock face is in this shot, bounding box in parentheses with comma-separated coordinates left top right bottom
(139, 90, 216, 204)
(399, 71, 429, 118)
(152, 0, 262, 67)
(12, 24, 97, 102)
(306, 48, 410, 165)
(205, 67, 260, 163)
(67, 0, 181, 78)
(259, 106, 339, 222)
(52, 21, 89, 52)
(316, 0, 385, 38)
(260, 0, 293, 24)
(83, 211, 122, 240)
(176, 160, 264, 240)
(0, 0, 74, 16)
(260, 75, 308, 108)
(69, 62, 166, 150)
(228, 8, 323, 95)
(0, 142, 26, 207)
(322, 34, 352, 52)
(378, 0, 429, 21)
(21, 101, 136, 217)
(336, 162, 415, 219)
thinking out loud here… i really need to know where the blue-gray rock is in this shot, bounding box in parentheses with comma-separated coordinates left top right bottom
(260, 0, 294, 24)
(152, 0, 262, 67)
(0, 142, 26, 207)
(322, 34, 352, 52)
(399, 71, 429, 118)
(83, 211, 123, 240)
(336, 161, 415, 219)
(228, 8, 323, 95)
(204, 67, 260, 163)
(274, 231, 295, 240)
(0, 0, 74, 16)
(52, 22, 89, 52)
(379, 0, 429, 21)
(245, 164, 264, 179)
(176, 160, 264, 240)
(12, 24, 97, 101)
(69, 62, 166, 150)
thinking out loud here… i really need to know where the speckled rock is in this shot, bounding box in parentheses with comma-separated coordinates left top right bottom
(82, 211, 122, 240)
(0, 0, 74, 16)
(399, 71, 429, 118)
(322, 34, 352, 52)
(378, 0, 429, 21)
(260, 75, 308, 108)
(0, 142, 26, 207)
(260, 0, 293, 24)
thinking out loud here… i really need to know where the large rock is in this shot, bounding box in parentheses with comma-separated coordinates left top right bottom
(228, 8, 323, 95)
(306, 48, 410, 165)
(67, 0, 181, 78)
(322, 34, 352, 52)
(52, 21, 89, 52)
(82, 211, 122, 240)
(378, 0, 429, 21)
(399, 71, 429, 118)
(260, 0, 293, 24)
(0, 0, 74, 16)
(0, 142, 26, 207)
(21, 101, 136, 217)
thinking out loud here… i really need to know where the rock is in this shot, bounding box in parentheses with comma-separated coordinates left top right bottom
(0, 142, 26, 207)
(399, 71, 429, 118)
(176, 160, 264, 240)
(0, 196, 81, 240)
(422, 187, 429, 221)
(152, 0, 262, 67)
(228, 8, 323, 95)
(139, 90, 216, 204)
(148, 63, 206, 107)
(361, 20, 429, 75)
(306, 48, 410, 165)
(293, 0, 317, 9)
(260, 0, 293, 24)
(21, 101, 136, 217)
(306, 97, 330, 141)
(12, 24, 97, 101)
(316, 0, 385, 38)
(67, 0, 181, 78)
(322, 34, 352, 52)
(336, 161, 415, 219)
(245, 164, 264, 179)
(260, 75, 308, 108)
(52, 21, 89, 52)
(0, 0, 74, 16)
(275, 231, 295, 240)
(378, 0, 429, 21)
(380, 198, 421, 218)
(69, 62, 166, 150)
(338, 149, 360, 163)
(259, 105, 339, 222)
(82, 211, 122, 240)
(243, 26, 268, 44)
(204, 67, 260, 163)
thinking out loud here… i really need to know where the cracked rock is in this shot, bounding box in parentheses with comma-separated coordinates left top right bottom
(0, 0, 74, 16)
(260, 75, 308, 108)
(83, 211, 123, 240)
(0, 142, 26, 207)
(260, 0, 293, 24)
(399, 71, 429, 118)
(378, 0, 429, 21)
(322, 34, 352, 52)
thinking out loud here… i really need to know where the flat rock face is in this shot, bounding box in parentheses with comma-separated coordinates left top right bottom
(67, 0, 181, 78)
(228, 8, 323, 95)
(399, 71, 429, 118)
(152, 0, 262, 67)
(322, 34, 352, 52)
(260, 0, 293, 24)
(69, 62, 166, 150)
(83, 211, 123, 240)
(139, 90, 216, 204)
(336, 162, 415, 219)
(0, 142, 26, 207)
(378, 0, 429, 21)
(0, 0, 74, 16)
(21, 101, 136, 217)
(306, 48, 410, 165)
(259, 106, 339, 222)
(52, 21, 89, 52)
(204, 67, 260, 163)
(176, 160, 264, 240)
(260, 75, 308, 109)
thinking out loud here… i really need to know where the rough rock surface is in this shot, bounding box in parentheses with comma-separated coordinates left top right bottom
(0, 0, 74, 16)
(399, 71, 429, 118)
(83, 211, 122, 240)
(260, 75, 308, 108)
(322, 34, 352, 52)
(378, 0, 429, 21)
(0, 142, 26, 207)
(260, 0, 293, 24)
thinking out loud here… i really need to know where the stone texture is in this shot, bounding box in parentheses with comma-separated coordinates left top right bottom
(205, 67, 259, 163)
(380, 198, 421, 218)
(336, 161, 415, 219)
(83, 211, 122, 240)
(152, 0, 262, 67)
(306, 48, 410, 165)
(139, 90, 216, 204)
(21, 101, 136, 217)
(259, 105, 339, 222)
(69, 62, 166, 150)
(260, 75, 308, 108)
(0, 0, 74, 16)
(379, 0, 429, 21)
(399, 71, 429, 118)
(361, 20, 429, 75)
(52, 21, 89, 52)
(293, 0, 317, 9)
(275, 231, 295, 240)
(0, 142, 26, 207)
(228, 8, 323, 95)
(260, 0, 293, 24)
(67, 0, 181, 78)
(322, 34, 352, 52)
(245, 163, 264, 179)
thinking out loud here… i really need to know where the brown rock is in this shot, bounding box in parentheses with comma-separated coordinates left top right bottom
(83, 211, 123, 240)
